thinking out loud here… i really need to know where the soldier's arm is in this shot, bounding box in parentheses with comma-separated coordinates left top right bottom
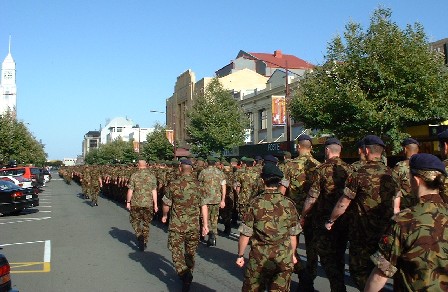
(220, 180, 226, 208)
(302, 196, 317, 219)
(325, 192, 352, 230)
(236, 234, 250, 268)
(364, 267, 388, 292)
(201, 205, 209, 236)
(152, 188, 158, 213)
(126, 188, 133, 210)
(290, 235, 298, 264)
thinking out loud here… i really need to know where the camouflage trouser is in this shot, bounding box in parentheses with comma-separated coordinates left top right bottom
(349, 242, 375, 291)
(90, 184, 100, 203)
(168, 228, 199, 276)
(207, 204, 219, 234)
(237, 203, 248, 220)
(314, 226, 348, 292)
(129, 206, 153, 244)
(220, 193, 234, 227)
(63, 175, 71, 184)
(81, 182, 89, 196)
(303, 218, 318, 280)
(243, 247, 294, 292)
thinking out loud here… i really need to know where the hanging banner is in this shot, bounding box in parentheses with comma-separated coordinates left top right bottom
(166, 129, 174, 145)
(272, 96, 286, 126)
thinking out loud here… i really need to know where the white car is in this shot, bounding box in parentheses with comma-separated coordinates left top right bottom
(0, 175, 33, 189)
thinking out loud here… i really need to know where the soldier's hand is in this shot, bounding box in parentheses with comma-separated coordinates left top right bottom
(299, 216, 306, 228)
(154, 206, 159, 213)
(292, 254, 298, 265)
(325, 221, 334, 231)
(126, 202, 131, 211)
(161, 215, 167, 223)
(202, 226, 209, 237)
(219, 200, 225, 209)
(236, 257, 245, 268)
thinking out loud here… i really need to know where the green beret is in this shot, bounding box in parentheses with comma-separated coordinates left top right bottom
(222, 161, 230, 166)
(230, 158, 238, 163)
(171, 160, 180, 166)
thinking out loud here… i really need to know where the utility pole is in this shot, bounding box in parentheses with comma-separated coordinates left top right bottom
(285, 61, 291, 153)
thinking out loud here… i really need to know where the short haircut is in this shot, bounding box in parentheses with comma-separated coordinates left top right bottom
(298, 140, 312, 149)
(365, 144, 383, 155)
(326, 144, 341, 154)
(262, 176, 282, 187)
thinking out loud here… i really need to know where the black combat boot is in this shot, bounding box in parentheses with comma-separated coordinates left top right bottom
(207, 231, 216, 247)
(180, 270, 193, 292)
(223, 223, 231, 235)
(137, 235, 144, 251)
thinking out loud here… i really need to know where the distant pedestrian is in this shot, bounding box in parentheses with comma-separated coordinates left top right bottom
(126, 159, 158, 251)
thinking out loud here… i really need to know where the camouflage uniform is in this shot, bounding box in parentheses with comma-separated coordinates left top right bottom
(238, 189, 301, 291)
(442, 159, 448, 204)
(308, 157, 351, 292)
(283, 152, 320, 281)
(393, 159, 418, 209)
(221, 167, 236, 233)
(198, 165, 226, 235)
(370, 194, 448, 291)
(236, 167, 263, 219)
(351, 160, 365, 173)
(163, 173, 205, 279)
(127, 168, 157, 245)
(89, 166, 101, 205)
(343, 158, 398, 290)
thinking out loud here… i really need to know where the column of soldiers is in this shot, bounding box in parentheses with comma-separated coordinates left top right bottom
(57, 131, 447, 291)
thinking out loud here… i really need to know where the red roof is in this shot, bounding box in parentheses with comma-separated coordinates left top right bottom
(247, 50, 314, 69)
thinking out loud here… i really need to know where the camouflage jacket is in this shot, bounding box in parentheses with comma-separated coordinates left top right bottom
(198, 166, 226, 205)
(309, 157, 352, 223)
(283, 153, 320, 213)
(351, 160, 365, 173)
(163, 173, 205, 232)
(344, 158, 398, 243)
(370, 194, 448, 291)
(236, 167, 264, 205)
(239, 189, 301, 248)
(127, 169, 157, 207)
(393, 159, 418, 209)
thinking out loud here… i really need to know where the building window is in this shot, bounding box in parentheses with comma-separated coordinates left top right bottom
(117, 127, 123, 132)
(247, 112, 254, 129)
(259, 109, 267, 130)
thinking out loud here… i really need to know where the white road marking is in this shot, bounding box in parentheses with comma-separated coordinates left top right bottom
(39, 210, 52, 213)
(44, 240, 51, 262)
(0, 217, 51, 225)
(0, 240, 46, 247)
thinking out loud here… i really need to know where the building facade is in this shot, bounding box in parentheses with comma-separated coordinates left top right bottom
(82, 131, 100, 158)
(430, 38, 448, 65)
(0, 39, 17, 116)
(166, 49, 314, 150)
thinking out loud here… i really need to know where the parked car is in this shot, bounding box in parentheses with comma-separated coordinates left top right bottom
(0, 167, 44, 188)
(40, 169, 51, 183)
(0, 180, 39, 216)
(0, 176, 39, 195)
(0, 251, 19, 292)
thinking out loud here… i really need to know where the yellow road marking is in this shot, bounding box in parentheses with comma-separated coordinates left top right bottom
(9, 262, 51, 273)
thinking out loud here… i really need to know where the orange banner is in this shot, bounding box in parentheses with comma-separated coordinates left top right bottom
(272, 96, 286, 125)
(166, 130, 174, 145)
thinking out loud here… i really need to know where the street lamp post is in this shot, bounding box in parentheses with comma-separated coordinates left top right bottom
(150, 110, 176, 159)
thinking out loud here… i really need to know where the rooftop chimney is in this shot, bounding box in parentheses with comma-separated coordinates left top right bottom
(274, 50, 282, 58)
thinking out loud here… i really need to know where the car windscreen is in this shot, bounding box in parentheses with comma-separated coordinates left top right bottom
(0, 180, 17, 190)
(30, 168, 41, 175)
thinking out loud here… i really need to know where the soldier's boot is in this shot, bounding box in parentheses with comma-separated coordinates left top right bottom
(223, 223, 231, 236)
(296, 269, 315, 292)
(207, 231, 216, 247)
(180, 270, 193, 292)
(84, 194, 90, 199)
(137, 235, 144, 251)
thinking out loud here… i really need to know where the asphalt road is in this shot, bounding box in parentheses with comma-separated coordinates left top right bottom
(1, 175, 374, 292)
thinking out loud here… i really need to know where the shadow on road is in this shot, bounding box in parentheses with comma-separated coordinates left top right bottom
(109, 227, 139, 251)
(129, 251, 178, 291)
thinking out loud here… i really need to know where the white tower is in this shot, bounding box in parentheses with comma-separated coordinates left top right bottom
(0, 36, 17, 116)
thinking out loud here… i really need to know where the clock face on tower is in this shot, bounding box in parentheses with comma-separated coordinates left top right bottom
(3, 71, 13, 80)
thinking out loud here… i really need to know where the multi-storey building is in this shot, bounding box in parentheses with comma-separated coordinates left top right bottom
(166, 50, 314, 152)
(430, 38, 448, 65)
(82, 131, 100, 158)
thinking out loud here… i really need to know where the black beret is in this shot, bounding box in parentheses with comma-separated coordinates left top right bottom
(263, 155, 278, 164)
(297, 134, 312, 142)
(261, 163, 284, 178)
(409, 153, 447, 176)
(355, 139, 365, 149)
(363, 135, 385, 147)
(254, 156, 263, 161)
(402, 138, 419, 146)
(283, 151, 292, 157)
(438, 129, 448, 141)
(325, 137, 342, 147)
(180, 159, 193, 166)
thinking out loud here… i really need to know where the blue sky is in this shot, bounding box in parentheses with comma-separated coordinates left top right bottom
(1, 1, 447, 160)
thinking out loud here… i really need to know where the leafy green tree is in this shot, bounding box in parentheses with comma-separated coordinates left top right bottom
(84, 138, 138, 165)
(290, 8, 448, 153)
(187, 77, 249, 156)
(141, 123, 174, 161)
(0, 110, 47, 166)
